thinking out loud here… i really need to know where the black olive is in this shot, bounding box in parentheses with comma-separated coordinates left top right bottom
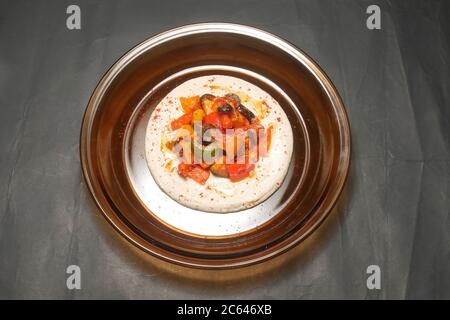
(200, 94, 215, 104)
(217, 103, 233, 113)
(225, 93, 241, 105)
(237, 104, 255, 122)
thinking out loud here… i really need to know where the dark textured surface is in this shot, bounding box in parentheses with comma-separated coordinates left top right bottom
(0, 0, 449, 299)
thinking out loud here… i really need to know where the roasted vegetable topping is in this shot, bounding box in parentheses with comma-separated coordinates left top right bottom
(178, 163, 210, 185)
(200, 94, 215, 104)
(237, 104, 256, 123)
(166, 92, 272, 184)
(180, 96, 200, 113)
(217, 103, 233, 113)
(171, 112, 193, 130)
(227, 162, 255, 182)
(225, 93, 241, 105)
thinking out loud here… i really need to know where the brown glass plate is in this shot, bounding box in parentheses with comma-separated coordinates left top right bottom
(80, 23, 351, 269)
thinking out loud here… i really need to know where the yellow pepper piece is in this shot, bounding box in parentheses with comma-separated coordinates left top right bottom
(193, 109, 206, 123)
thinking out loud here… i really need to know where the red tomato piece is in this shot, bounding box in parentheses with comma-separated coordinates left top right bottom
(219, 114, 232, 129)
(230, 111, 250, 128)
(171, 112, 193, 130)
(203, 112, 223, 129)
(226, 162, 255, 182)
(177, 163, 210, 185)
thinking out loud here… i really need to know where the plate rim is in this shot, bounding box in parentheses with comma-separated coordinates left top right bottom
(80, 22, 352, 269)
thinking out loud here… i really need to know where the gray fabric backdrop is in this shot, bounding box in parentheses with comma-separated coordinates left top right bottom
(0, 0, 449, 299)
